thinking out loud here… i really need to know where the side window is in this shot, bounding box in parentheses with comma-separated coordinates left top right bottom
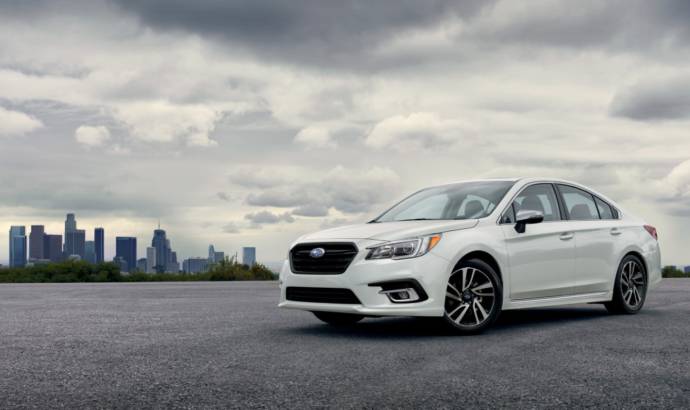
(512, 184, 561, 222)
(557, 185, 600, 220)
(594, 197, 614, 219)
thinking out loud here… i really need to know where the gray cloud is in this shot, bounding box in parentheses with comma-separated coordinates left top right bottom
(112, 0, 489, 68)
(610, 75, 690, 121)
(241, 166, 401, 215)
(244, 210, 295, 225)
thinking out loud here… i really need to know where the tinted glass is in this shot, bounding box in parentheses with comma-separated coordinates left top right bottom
(512, 184, 561, 222)
(375, 181, 515, 222)
(594, 197, 614, 219)
(558, 185, 600, 220)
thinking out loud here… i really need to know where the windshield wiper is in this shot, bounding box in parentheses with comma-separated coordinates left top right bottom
(397, 218, 435, 221)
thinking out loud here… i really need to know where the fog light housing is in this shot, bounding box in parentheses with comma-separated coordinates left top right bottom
(379, 287, 420, 303)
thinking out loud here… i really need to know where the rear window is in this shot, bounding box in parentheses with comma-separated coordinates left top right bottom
(594, 197, 615, 219)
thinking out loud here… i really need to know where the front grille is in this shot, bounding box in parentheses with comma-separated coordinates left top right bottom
(286, 287, 361, 304)
(290, 242, 358, 274)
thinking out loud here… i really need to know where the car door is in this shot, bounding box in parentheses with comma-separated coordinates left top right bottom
(555, 184, 616, 295)
(500, 183, 577, 300)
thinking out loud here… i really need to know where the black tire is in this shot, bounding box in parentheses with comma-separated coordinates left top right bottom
(312, 311, 364, 326)
(443, 259, 503, 335)
(605, 255, 647, 314)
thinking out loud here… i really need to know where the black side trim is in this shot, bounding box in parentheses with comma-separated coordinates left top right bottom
(368, 279, 429, 303)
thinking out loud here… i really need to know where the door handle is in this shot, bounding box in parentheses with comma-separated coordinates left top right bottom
(559, 232, 574, 240)
(610, 228, 622, 236)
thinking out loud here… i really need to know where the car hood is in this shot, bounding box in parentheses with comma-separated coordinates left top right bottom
(298, 219, 479, 242)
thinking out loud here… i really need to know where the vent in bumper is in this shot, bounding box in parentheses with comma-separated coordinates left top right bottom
(289, 242, 358, 274)
(286, 287, 361, 304)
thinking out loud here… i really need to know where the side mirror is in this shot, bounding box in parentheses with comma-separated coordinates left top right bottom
(515, 210, 544, 233)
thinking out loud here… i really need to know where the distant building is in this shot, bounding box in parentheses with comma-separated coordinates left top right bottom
(151, 229, 169, 273)
(9, 226, 27, 268)
(208, 244, 225, 264)
(146, 247, 157, 273)
(85, 241, 96, 264)
(113, 256, 128, 273)
(684, 266, 690, 274)
(64, 229, 86, 259)
(94, 228, 105, 264)
(183, 257, 209, 274)
(242, 247, 256, 267)
(137, 258, 148, 272)
(116, 237, 137, 272)
(29, 225, 45, 261)
(43, 234, 63, 262)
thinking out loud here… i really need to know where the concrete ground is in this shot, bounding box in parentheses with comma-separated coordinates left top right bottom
(1, 280, 689, 409)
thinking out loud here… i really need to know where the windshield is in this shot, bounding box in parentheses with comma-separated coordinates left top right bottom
(374, 181, 515, 222)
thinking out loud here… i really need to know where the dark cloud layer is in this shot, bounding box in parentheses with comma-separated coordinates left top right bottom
(113, 0, 488, 67)
(610, 75, 690, 121)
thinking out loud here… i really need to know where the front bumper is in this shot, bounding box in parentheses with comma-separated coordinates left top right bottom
(278, 249, 450, 317)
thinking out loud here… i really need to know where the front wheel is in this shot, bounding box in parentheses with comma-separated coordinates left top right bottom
(605, 255, 647, 314)
(312, 311, 364, 326)
(443, 259, 503, 334)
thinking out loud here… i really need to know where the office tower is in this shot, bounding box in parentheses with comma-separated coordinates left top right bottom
(242, 247, 256, 267)
(168, 251, 179, 273)
(65, 229, 86, 259)
(214, 251, 225, 263)
(151, 229, 169, 273)
(63, 213, 85, 258)
(137, 258, 147, 272)
(85, 241, 96, 264)
(9, 226, 27, 268)
(43, 234, 63, 262)
(208, 245, 216, 263)
(94, 228, 104, 263)
(183, 257, 209, 274)
(146, 247, 157, 273)
(29, 225, 45, 260)
(113, 256, 128, 273)
(116, 237, 137, 272)
(65, 213, 77, 233)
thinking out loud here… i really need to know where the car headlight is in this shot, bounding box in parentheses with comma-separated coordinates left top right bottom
(366, 234, 442, 260)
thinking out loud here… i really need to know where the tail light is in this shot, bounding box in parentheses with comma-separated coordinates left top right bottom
(644, 225, 658, 240)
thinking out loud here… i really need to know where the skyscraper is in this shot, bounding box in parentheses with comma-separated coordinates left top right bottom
(9, 226, 27, 268)
(29, 225, 45, 261)
(242, 247, 256, 267)
(146, 247, 157, 273)
(43, 234, 63, 262)
(63, 213, 85, 258)
(85, 241, 96, 264)
(116, 237, 137, 272)
(208, 244, 224, 264)
(151, 229, 169, 273)
(64, 229, 86, 259)
(94, 227, 104, 263)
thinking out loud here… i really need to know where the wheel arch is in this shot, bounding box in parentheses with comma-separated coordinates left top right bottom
(453, 250, 503, 284)
(621, 249, 648, 275)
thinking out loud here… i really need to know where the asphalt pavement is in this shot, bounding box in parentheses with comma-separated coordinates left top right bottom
(1, 280, 689, 409)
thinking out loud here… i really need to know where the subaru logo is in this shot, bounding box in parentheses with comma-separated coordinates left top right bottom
(309, 247, 326, 258)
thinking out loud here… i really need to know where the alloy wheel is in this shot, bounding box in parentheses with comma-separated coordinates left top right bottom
(445, 267, 496, 327)
(620, 260, 645, 309)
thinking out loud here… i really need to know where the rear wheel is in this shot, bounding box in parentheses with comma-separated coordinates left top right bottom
(605, 255, 647, 314)
(312, 311, 364, 326)
(443, 259, 503, 334)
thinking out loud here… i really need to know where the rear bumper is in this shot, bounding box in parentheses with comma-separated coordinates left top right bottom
(278, 251, 450, 317)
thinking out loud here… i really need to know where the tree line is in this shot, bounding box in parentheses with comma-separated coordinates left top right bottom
(0, 259, 276, 283)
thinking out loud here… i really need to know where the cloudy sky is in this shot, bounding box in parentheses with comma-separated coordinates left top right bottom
(1, 0, 690, 267)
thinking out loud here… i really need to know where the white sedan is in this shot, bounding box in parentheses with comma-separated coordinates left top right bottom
(279, 178, 661, 334)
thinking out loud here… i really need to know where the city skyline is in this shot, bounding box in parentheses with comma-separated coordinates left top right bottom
(4, 213, 260, 271)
